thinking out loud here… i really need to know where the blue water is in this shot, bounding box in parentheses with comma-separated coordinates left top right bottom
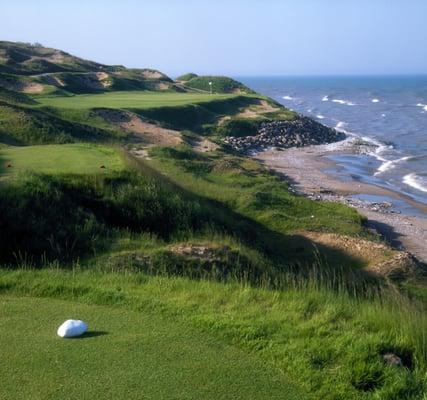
(239, 76, 427, 206)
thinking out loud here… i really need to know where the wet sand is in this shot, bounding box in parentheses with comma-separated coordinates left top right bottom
(255, 145, 427, 264)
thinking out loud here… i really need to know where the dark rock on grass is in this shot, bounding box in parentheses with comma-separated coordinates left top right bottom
(223, 116, 345, 152)
(381, 347, 413, 369)
(382, 353, 403, 367)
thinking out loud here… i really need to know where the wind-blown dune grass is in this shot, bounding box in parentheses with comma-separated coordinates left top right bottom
(145, 146, 366, 235)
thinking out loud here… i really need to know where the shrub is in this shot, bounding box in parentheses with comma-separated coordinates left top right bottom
(216, 118, 261, 137)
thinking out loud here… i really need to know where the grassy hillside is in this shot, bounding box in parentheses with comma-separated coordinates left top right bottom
(35, 92, 294, 135)
(183, 75, 255, 94)
(0, 87, 37, 105)
(146, 146, 365, 239)
(0, 102, 121, 145)
(0, 41, 106, 75)
(176, 72, 198, 81)
(1, 41, 426, 400)
(0, 42, 181, 94)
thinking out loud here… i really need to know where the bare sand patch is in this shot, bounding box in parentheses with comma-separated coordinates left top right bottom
(21, 82, 44, 93)
(141, 69, 166, 80)
(95, 72, 111, 88)
(40, 75, 66, 87)
(193, 138, 219, 153)
(0, 76, 45, 93)
(304, 231, 421, 280)
(96, 109, 182, 146)
(219, 100, 283, 125)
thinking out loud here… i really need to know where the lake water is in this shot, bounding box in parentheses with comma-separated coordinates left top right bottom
(239, 76, 427, 206)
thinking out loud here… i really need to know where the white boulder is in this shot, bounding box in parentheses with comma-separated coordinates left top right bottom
(57, 319, 88, 338)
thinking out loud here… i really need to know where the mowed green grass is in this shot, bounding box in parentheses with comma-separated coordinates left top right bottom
(35, 91, 236, 109)
(0, 144, 124, 176)
(0, 295, 303, 400)
(1, 269, 426, 399)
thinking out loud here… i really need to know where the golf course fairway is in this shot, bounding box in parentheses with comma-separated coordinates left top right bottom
(0, 144, 124, 176)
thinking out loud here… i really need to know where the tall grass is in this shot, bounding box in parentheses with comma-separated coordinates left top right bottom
(0, 170, 208, 264)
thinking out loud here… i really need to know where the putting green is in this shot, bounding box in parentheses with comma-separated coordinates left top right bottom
(35, 91, 236, 109)
(0, 296, 303, 399)
(0, 144, 124, 176)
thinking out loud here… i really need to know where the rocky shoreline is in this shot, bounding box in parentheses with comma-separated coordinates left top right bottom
(307, 190, 397, 215)
(256, 146, 427, 266)
(223, 116, 345, 152)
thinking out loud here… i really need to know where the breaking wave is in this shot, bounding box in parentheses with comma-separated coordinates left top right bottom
(331, 99, 356, 106)
(403, 173, 427, 193)
(335, 121, 349, 132)
(374, 156, 411, 176)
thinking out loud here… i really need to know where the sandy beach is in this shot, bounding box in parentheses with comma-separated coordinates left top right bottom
(255, 145, 427, 265)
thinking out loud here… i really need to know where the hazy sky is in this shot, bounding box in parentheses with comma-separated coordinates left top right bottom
(2, 0, 427, 76)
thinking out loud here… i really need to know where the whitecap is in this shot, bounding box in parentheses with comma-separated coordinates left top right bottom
(374, 156, 411, 176)
(323, 136, 357, 151)
(335, 121, 348, 132)
(360, 136, 390, 154)
(282, 95, 293, 101)
(332, 99, 355, 106)
(316, 114, 325, 119)
(381, 113, 386, 117)
(403, 173, 427, 193)
(322, 95, 329, 102)
(371, 98, 380, 103)
(416, 103, 427, 112)
(351, 135, 395, 163)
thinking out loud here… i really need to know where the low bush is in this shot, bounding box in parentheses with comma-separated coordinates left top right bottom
(215, 118, 261, 137)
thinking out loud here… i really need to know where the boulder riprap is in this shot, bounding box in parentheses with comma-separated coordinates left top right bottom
(57, 319, 88, 338)
(223, 116, 345, 153)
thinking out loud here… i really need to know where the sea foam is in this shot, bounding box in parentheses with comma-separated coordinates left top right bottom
(374, 156, 411, 176)
(372, 98, 380, 103)
(332, 99, 355, 106)
(403, 173, 427, 193)
(282, 95, 293, 101)
(335, 121, 348, 132)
